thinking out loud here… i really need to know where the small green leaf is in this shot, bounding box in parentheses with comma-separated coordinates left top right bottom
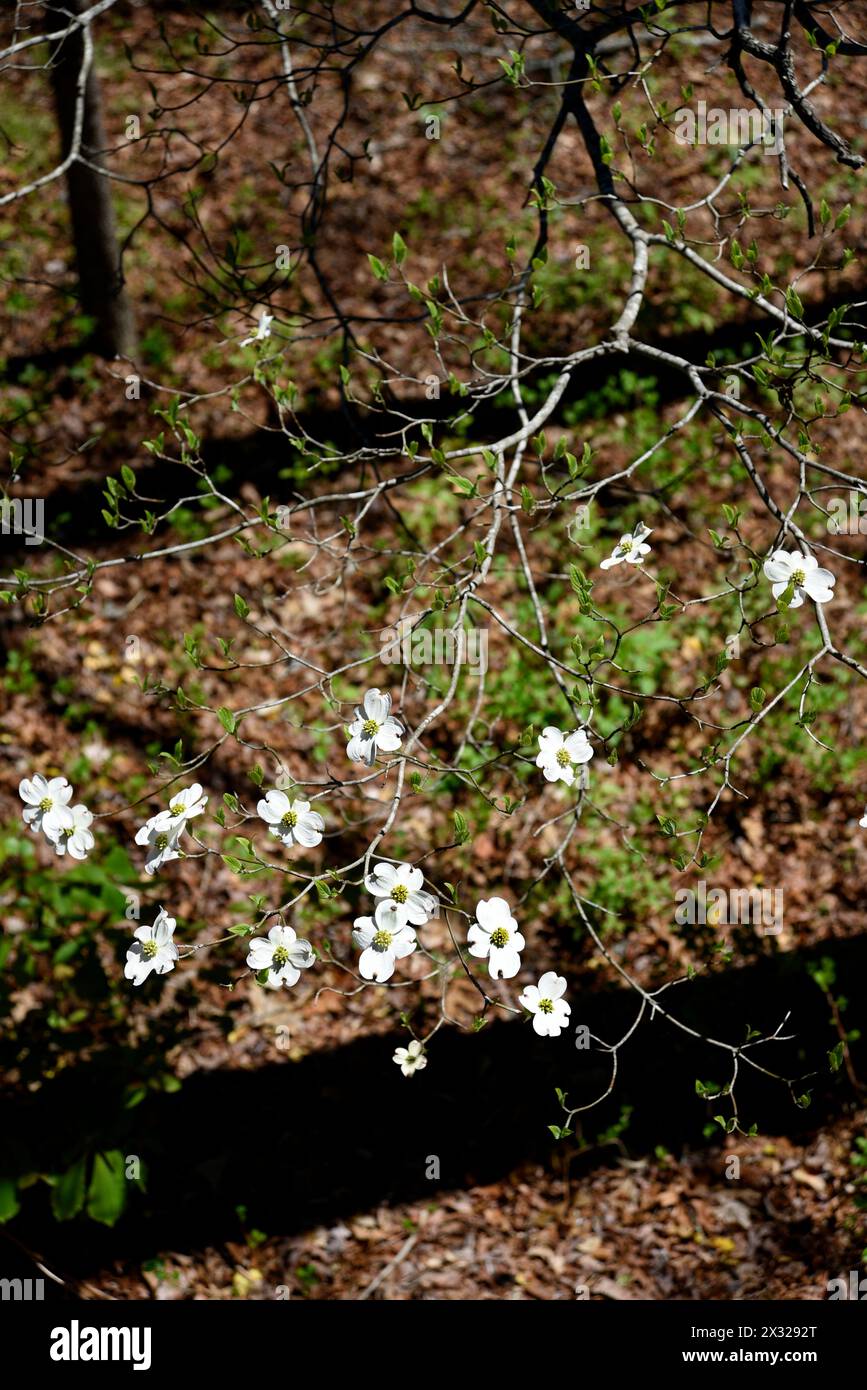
(87, 1151, 127, 1227)
(0, 1179, 20, 1223)
(52, 1157, 87, 1222)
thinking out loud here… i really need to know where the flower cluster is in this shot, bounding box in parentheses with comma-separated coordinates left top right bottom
(19, 774, 93, 861)
(22, 684, 582, 1066)
(465, 898, 571, 1035)
(134, 783, 209, 875)
(353, 861, 437, 982)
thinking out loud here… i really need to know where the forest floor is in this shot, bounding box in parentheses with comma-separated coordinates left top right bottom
(74, 1108, 867, 1301)
(2, 4, 867, 1298)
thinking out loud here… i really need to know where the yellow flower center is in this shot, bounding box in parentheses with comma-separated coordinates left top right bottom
(556, 747, 571, 767)
(39, 796, 52, 812)
(391, 883, 409, 904)
(272, 945, 290, 967)
(362, 718, 380, 737)
(490, 927, 509, 948)
(155, 832, 170, 850)
(280, 811, 298, 831)
(538, 998, 554, 1014)
(792, 568, 805, 586)
(373, 929, 393, 950)
(169, 800, 185, 816)
(142, 939, 158, 960)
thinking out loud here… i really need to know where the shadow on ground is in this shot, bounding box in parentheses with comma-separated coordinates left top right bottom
(1, 933, 864, 1279)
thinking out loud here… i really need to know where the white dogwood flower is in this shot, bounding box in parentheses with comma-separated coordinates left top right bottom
(240, 310, 273, 347)
(164, 783, 209, 822)
(135, 812, 184, 875)
(600, 521, 652, 570)
(763, 549, 835, 609)
(352, 905, 417, 982)
(536, 726, 594, 785)
(519, 972, 570, 1037)
(246, 924, 315, 989)
(859, 809, 867, 829)
(467, 897, 525, 979)
(257, 790, 324, 848)
(346, 688, 404, 765)
(124, 908, 179, 987)
(365, 861, 437, 927)
(42, 803, 94, 860)
(393, 1039, 427, 1077)
(18, 774, 73, 834)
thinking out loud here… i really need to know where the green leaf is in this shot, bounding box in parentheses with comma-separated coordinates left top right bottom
(87, 1151, 127, 1226)
(453, 809, 470, 844)
(392, 232, 407, 266)
(785, 286, 804, 319)
(749, 687, 766, 711)
(234, 594, 249, 620)
(52, 1156, 87, 1222)
(121, 465, 136, 491)
(569, 564, 589, 595)
(218, 707, 237, 734)
(0, 1178, 20, 1223)
(548, 1124, 572, 1141)
(368, 254, 389, 282)
(451, 475, 477, 497)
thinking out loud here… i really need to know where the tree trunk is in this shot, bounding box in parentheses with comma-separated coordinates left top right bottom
(50, 0, 136, 358)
